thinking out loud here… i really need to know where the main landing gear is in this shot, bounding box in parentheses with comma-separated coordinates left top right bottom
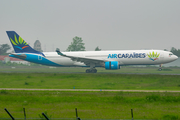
(86, 69, 97, 73)
(86, 63, 97, 73)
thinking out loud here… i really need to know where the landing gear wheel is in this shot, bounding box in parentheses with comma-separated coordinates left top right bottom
(85, 69, 97, 73)
(158, 68, 162, 71)
(92, 69, 97, 73)
(86, 69, 91, 73)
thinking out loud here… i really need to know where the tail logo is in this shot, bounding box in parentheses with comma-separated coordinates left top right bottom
(10, 34, 29, 50)
(147, 51, 160, 61)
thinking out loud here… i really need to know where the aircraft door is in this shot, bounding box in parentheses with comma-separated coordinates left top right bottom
(159, 52, 164, 63)
(38, 55, 42, 60)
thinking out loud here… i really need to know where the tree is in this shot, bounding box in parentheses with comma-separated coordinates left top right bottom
(170, 47, 180, 57)
(0, 44, 11, 55)
(66, 36, 85, 51)
(95, 46, 101, 51)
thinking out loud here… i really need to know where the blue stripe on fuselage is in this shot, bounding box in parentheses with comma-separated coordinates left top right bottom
(9, 53, 62, 66)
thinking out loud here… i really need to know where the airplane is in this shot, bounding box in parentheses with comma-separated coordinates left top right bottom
(6, 31, 178, 73)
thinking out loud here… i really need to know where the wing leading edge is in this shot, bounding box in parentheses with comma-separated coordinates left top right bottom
(56, 48, 106, 66)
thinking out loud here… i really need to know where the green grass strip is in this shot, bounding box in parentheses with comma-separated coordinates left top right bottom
(0, 73, 180, 90)
(0, 90, 179, 119)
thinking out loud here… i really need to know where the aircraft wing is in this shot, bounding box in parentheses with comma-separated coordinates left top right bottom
(56, 48, 107, 66)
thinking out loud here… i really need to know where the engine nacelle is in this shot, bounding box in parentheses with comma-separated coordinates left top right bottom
(105, 61, 120, 70)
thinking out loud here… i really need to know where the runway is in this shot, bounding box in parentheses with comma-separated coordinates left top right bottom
(1, 88, 180, 92)
(1, 67, 180, 75)
(1, 71, 180, 75)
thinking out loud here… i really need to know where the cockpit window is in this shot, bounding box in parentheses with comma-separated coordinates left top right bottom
(169, 53, 173, 56)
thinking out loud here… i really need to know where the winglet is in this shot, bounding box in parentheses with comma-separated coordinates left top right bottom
(56, 48, 65, 56)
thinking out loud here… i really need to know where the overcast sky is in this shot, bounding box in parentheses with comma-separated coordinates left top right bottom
(0, 0, 180, 52)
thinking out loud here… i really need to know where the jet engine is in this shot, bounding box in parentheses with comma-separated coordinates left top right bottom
(105, 61, 120, 70)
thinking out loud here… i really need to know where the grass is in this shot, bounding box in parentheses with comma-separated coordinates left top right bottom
(0, 67, 180, 119)
(0, 73, 180, 90)
(0, 90, 180, 119)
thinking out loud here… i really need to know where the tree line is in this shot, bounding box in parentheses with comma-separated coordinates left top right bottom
(66, 36, 101, 51)
(0, 44, 11, 55)
(169, 47, 180, 57)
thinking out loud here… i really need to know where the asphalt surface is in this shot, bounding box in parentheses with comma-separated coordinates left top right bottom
(1, 71, 180, 75)
(0, 88, 180, 92)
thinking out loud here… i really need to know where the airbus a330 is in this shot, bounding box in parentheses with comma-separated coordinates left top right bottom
(7, 31, 178, 73)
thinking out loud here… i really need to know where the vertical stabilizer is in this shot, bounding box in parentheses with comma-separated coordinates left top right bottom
(6, 31, 43, 55)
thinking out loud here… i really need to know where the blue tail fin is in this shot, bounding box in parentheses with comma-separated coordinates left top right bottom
(6, 31, 43, 55)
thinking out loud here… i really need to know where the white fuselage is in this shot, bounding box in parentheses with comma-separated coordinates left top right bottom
(41, 50, 178, 67)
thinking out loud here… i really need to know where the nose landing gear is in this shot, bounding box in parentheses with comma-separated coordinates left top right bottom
(158, 68, 162, 71)
(158, 64, 162, 71)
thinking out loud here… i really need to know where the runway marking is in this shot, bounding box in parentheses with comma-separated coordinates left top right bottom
(0, 88, 180, 92)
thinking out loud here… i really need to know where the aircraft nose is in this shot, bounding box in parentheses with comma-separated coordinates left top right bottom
(174, 55, 178, 60)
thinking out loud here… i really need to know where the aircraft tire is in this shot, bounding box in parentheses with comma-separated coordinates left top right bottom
(158, 68, 162, 71)
(92, 69, 97, 73)
(86, 69, 97, 73)
(95, 69, 97, 73)
(86, 69, 91, 73)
